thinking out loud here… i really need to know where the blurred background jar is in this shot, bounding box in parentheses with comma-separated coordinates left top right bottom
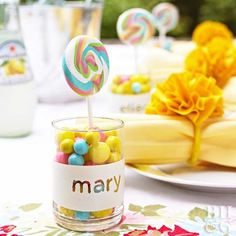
(19, 0, 104, 103)
(0, 0, 36, 137)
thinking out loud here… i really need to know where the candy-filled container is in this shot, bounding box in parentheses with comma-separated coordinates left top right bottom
(110, 74, 151, 113)
(52, 117, 124, 231)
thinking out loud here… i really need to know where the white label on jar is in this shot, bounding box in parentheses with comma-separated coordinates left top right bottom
(0, 40, 32, 85)
(53, 159, 125, 211)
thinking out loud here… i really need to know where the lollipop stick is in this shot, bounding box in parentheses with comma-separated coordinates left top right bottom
(159, 29, 166, 48)
(86, 96, 94, 129)
(133, 46, 138, 74)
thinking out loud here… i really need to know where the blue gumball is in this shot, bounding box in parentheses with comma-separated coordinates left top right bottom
(68, 153, 84, 165)
(131, 82, 141, 94)
(73, 139, 89, 155)
(75, 211, 90, 221)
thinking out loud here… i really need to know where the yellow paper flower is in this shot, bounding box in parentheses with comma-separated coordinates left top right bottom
(146, 72, 223, 126)
(146, 72, 223, 165)
(185, 38, 236, 88)
(193, 21, 233, 46)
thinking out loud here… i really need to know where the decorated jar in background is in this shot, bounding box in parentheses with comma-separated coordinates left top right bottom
(110, 74, 151, 113)
(52, 117, 125, 231)
(0, 0, 36, 137)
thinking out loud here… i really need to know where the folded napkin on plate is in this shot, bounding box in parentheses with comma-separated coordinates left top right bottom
(119, 114, 236, 168)
(223, 76, 236, 111)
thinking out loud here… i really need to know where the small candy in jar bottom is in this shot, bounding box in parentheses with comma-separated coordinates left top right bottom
(58, 205, 114, 220)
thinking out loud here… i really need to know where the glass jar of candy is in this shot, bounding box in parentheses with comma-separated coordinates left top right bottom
(52, 117, 124, 232)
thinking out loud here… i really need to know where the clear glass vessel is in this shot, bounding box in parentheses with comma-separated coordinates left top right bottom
(52, 117, 125, 232)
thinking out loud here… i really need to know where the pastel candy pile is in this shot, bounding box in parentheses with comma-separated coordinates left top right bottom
(117, 8, 155, 45)
(152, 3, 179, 33)
(55, 129, 121, 220)
(111, 74, 151, 95)
(62, 36, 109, 96)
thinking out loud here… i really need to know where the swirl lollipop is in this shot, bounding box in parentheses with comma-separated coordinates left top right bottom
(117, 8, 155, 73)
(152, 3, 179, 49)
(62, 36, 109, 127)
(117, 8, 155, 45)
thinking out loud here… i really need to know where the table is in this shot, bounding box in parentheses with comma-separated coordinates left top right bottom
(0, 96, 236, 235)
(0, 42, 236, 235)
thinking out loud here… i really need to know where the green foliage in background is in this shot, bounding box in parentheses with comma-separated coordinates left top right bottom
(199, 0, 236, 33)
(101, 0, 236, 39)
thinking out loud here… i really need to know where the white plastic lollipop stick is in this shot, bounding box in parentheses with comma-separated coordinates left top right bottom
(86, 96, 93, 129)
(159, 28, 167, 48)
(134, 46, 139, 74)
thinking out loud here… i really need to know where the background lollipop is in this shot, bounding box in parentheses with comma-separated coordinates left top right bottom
(152, 3, 179, 49)
(62, 35, 109, 127)
(116, 8, 155, 73)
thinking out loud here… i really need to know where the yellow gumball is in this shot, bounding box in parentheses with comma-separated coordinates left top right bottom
(89, 142, 110, 164)
(111, 84, 118, 93)
(105, 130, 118, 137)
(130, 74, 139, 82)
(141, 76, 150, 83)
(112, 76, 121, 85)
(59, 206, 75, 217)
(106, 136, 121, 152)
(59, 138, 74, 154)
(107, 152, 121, 163)
(85, 132, 99, 146)
(122, 81, 132, 94)
(56, 131, 75, 144)
(116, 85, 125, 94)
(141, 84, 151, 93)
(91, 208, 113, 218)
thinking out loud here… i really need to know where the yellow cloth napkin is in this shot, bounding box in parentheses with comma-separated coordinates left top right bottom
(223, 76, 236, 111)
(119, 114, 236, 168)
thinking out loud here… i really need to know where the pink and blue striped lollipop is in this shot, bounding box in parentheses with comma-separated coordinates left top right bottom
(62, 36, 109, 96)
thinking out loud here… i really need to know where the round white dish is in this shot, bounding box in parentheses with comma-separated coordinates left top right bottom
(128, 163, 236, 193)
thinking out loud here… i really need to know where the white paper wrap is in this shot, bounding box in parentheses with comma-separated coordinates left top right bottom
(53, 159, 124, 211)
(110, 93, 151, 113)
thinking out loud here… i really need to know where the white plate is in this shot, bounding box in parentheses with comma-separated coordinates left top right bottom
(128, 164, 236, 193)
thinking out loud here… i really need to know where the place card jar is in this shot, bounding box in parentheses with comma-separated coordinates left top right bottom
(52, 117, 124, 231)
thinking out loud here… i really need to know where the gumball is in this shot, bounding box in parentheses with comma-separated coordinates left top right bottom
(88, 142, 110, 164)
(68, 153, 85, 165)
(132, 82, 142, 93)
(59, 207, 75, 217)
(84, 161, 94, 166)
(116, 85, 125, 94)
(59, 138, 74, 154)
(62, 36, 109, 96)
(106, 136, 121, 152)
(105, 130, 118, 137)
(107, 152, 121, 163)
(56, 131, 75, 144)
(141, 84, 151, 93)
(99, 131, 106, 142)
(91, 208, 113, 218)
(73, 139, 89, 155)
(55, 152, 69, 164)
(75, 211, 90, 221)
(85, 132, 100, 146)
(122, 81, 132, 94)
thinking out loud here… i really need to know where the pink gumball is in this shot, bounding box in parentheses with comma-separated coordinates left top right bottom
(56, 152, 69, 164)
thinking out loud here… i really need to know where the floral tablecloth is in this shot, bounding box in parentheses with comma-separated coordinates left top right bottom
(1, 202, 235, 236)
